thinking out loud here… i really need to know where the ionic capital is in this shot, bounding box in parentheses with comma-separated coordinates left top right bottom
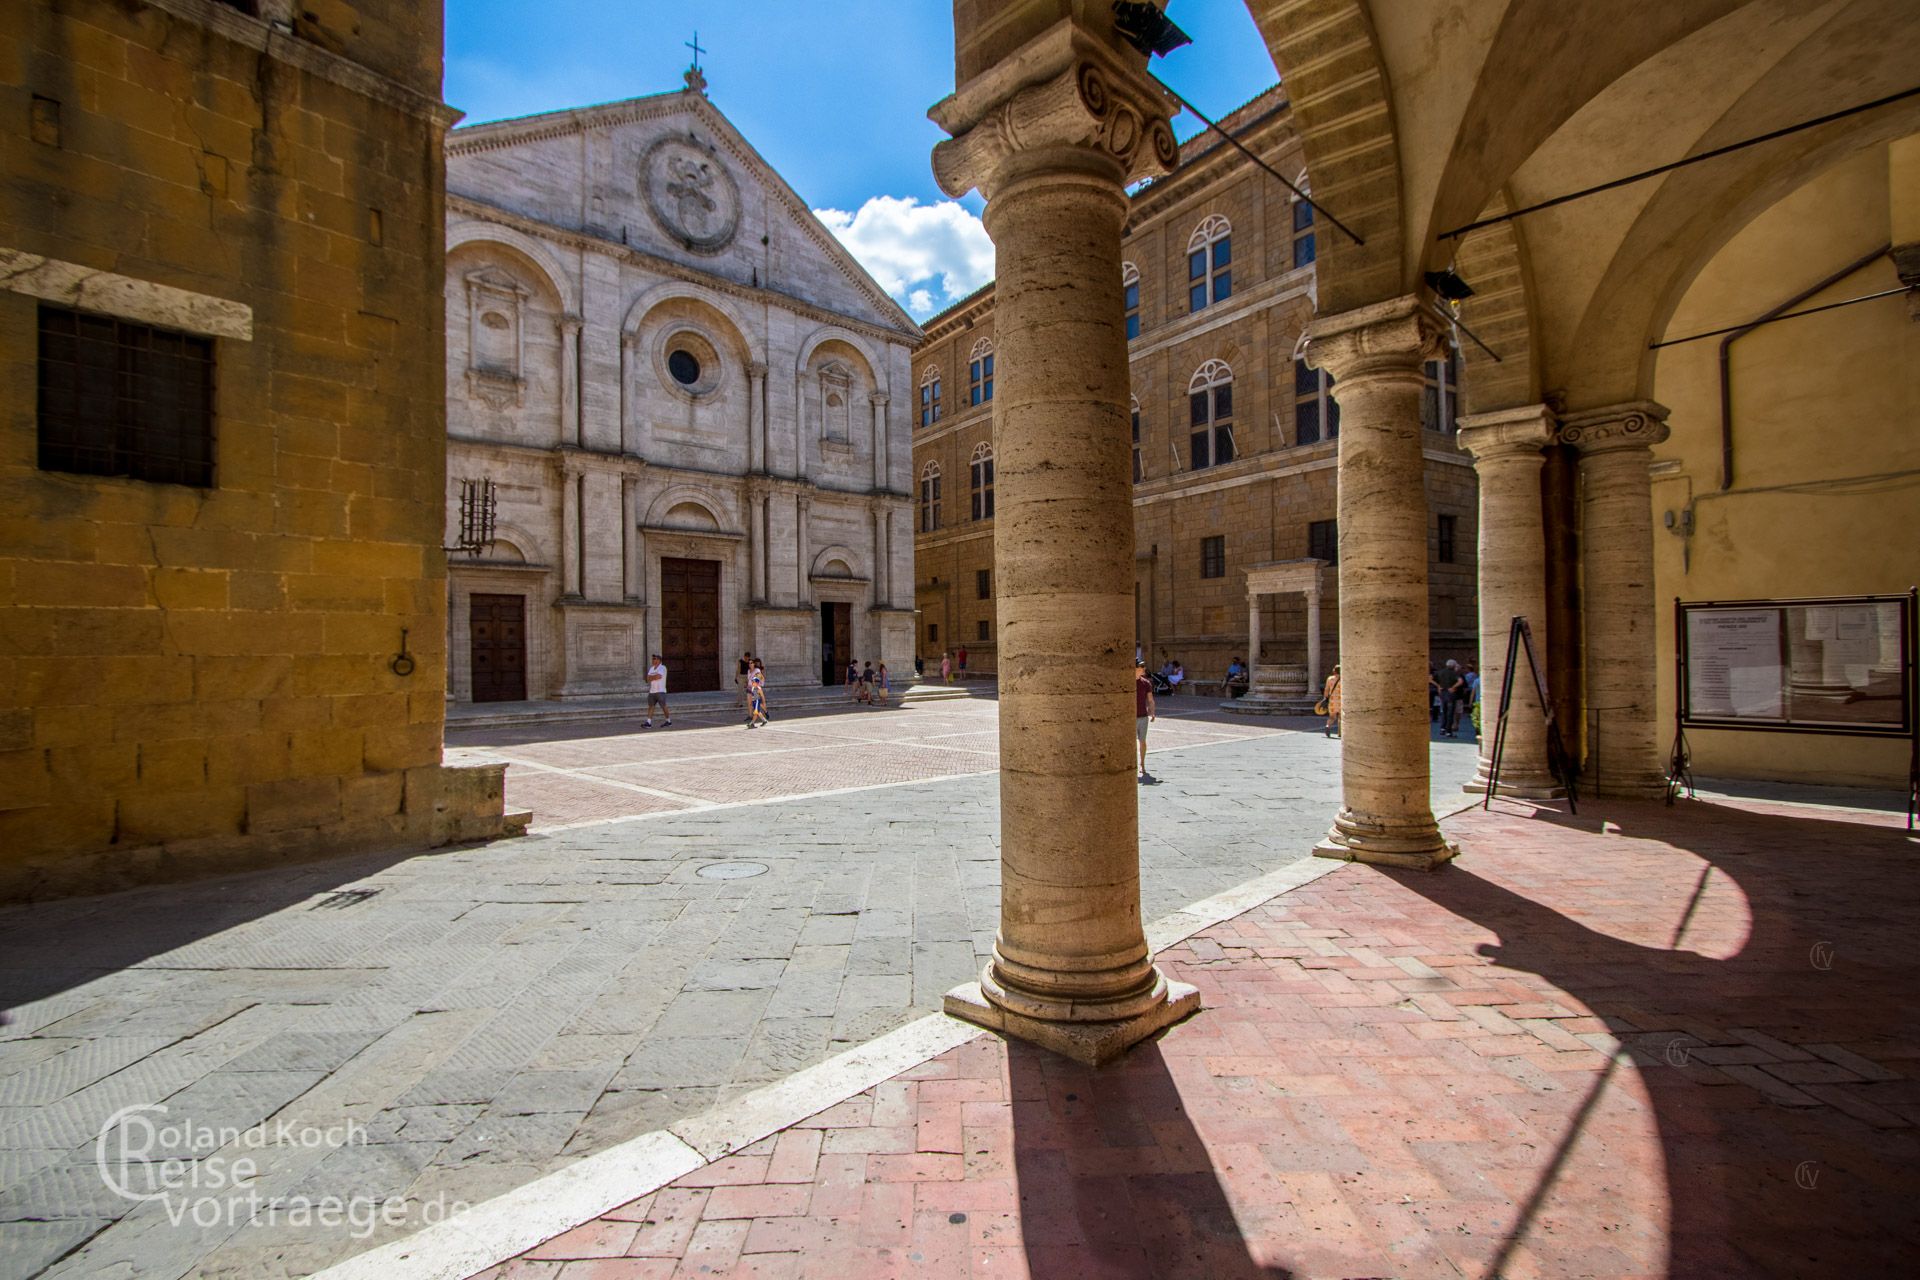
(748, 360, 769, 380)
(1556, 400, 1670, 454)
(930, 24, 1176, 200)
(1456, 403, 1556, 463)
(1303, 294, 1449, 384)
(869, 391, 891, 407)
(557, 314, 583, 337)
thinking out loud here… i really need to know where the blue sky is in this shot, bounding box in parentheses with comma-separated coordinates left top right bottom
(445, 2, 1280, 319)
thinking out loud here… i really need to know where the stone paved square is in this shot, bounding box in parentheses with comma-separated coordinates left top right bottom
(0, 696, 1477, 1278)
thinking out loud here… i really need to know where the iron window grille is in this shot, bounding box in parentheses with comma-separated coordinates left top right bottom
(37, 304, 215, 487)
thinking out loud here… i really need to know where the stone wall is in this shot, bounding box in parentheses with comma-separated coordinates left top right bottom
(0, 0, 505, 900)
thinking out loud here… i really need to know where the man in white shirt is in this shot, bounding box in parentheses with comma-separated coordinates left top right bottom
(645, 654, 671, 728)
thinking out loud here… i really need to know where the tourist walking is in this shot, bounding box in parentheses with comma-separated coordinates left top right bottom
(644, 654, 670, 728)
(734, 651, 752, 711)
(747, 658, 768, 728)
(845, 657, 858, 690)
(1440, 660, 1466, 736)
(1320, 664, 1342, 737)
(874, 662, 891, 705)
(941, 652, 952, 683)
(956, 644, 968, 678)
(1135, 659, 1156, 783)
(858, 661, 875, 704)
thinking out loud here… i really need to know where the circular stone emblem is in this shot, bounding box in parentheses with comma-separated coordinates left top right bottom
(696, 861, 768, 880)
(642, 136, 740, 253)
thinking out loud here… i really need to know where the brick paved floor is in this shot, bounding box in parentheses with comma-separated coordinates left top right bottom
(0, 703, 1479, 1279)
(470, 795, 1920, 1280)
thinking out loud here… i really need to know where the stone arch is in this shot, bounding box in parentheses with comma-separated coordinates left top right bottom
(795, 324, 885, 393)
(810, 544, 864, 580)
(622, 281, 758, 366)
(1244, 0, 1404, 312)
(1187, 359, 1234, 392)
(643, 485, 734, 530)
(1121, 261, 1140, 286)
(482, 519, 546, 566)
(968, 335, 994, 363)
(1186, 214, 1232, 252)
(446, 221, 576, 314)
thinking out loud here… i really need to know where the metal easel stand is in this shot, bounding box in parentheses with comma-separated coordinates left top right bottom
(1482, 615, 1579, 814)
(1668, 596, 1696, 807)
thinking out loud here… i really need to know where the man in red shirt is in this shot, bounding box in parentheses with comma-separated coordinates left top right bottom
(1135, 659, 1156, 783)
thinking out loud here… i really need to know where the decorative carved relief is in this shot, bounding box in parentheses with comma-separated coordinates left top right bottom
(642, 136, 741, 253)
(1555, 402, 1672, 452)
(464, 268, 528, 409)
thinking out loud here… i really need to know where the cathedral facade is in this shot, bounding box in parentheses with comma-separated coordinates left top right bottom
(443, 73, 919, 701)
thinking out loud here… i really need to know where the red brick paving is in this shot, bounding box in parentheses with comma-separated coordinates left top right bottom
(471, 795, 1920, 1278)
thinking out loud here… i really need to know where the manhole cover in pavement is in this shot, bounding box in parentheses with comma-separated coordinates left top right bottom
(696, 861, 769, 880)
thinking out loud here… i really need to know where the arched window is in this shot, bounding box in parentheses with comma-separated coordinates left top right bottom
(919, 363, 942, 428)
(1130, 395, 1143, 485)
(920, 460, 942, 532)
(1290, 177, 1316, 270)
(1122, 262, 1141, 340)
(970, 442, 995, 521)
(1187, 360, 1235, 471)
(968, 337, 995, 406)
(1186, 215, 1231, 313)
(1294, 354, 1340, 445)
(1422, 347, 1461, 435)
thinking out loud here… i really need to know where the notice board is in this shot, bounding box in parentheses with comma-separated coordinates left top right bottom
(1677, 594, 1912, 735)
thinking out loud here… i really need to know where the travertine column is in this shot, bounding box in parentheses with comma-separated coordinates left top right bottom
(748, 361, 768, 473)
(559, 465, 583, 598)
(796, 495, 811, 606)
(1457, 405, 1563, 798)
(870, 393, 890, 490)
(930, 30, 1196, 1063)
(1247, 592, 1262, 667)
(1305, 577, 1322, 697)
(1307, 297, 1457, 869)
(1559, 402, 1671, 797)
(558, 315, 583, 447)
(619, 332, 637, 455)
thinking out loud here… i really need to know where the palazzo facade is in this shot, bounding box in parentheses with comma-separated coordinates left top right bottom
(911, 87, 1478, 689)
(444, 73, 919, 702)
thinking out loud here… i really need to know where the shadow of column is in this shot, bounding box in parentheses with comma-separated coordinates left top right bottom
(1008, 1040, 1294, 1278)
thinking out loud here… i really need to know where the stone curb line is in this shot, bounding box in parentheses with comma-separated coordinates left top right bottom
(307, 849, 1359, 1279)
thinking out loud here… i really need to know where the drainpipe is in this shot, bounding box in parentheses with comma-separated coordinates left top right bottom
(1717, 244, 1888, 490)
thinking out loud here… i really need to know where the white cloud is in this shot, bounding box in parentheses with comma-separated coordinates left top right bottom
(814, 196, 994, 320)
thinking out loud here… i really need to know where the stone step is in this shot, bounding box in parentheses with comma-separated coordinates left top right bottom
(446, 681, 986, 730)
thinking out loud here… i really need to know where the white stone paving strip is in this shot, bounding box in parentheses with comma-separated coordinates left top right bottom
(308, 827, 1376, 1280)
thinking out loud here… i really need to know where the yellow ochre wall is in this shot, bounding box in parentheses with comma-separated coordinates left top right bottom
(1650, 141, 1919, 788)
(0, 2, 503, 900)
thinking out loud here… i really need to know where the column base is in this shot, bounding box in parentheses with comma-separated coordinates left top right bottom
(1591, 774, 1671, 800)
(943, 971, 1200, 1067)
(1312, 815, 1459, 871)
(1463, 769, 1567, 800)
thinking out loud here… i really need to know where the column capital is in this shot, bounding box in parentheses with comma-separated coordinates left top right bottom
(1456, 403, 1556, 462)
(869, 391, 891, 407)
(1304, 294, 1449, 383)
(1556, 400, 1670, 453)
(748, 360, 768, 380)
(557, 314, 583, 336)
(930, 23, 1176, 200)
(619, 330, 641, 350)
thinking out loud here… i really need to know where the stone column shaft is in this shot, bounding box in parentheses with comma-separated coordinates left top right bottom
(796, 496, 811, 606)
(930, 29, 1196, 1064)
(560, 467, 583, 598)
(1307, 297, 1455, 869)
(870, 393, 890, 490)
(1560, 402, 1671, 797)
(1457, 405, 1562, 798)
(748, 362, 768, 474)
(1248, 593, 1262, 668)
(558, 315, 583, 448)
(1305, 584, 1322, 697)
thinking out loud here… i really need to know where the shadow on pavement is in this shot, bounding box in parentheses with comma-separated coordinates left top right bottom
(1390, 798, 1920, 1277)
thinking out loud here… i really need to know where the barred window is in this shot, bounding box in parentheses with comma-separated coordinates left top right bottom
(976, 567, 992, 600)
(1200, 535, 1226, 579)
(1308, 519, 1338, 564)
(38, 304, 215, 487)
